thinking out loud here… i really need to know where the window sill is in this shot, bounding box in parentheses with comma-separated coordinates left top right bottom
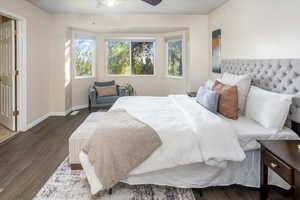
(106, 74, 156, 78)
(74, 76, 95, 80)
(167, 75, 184, 79)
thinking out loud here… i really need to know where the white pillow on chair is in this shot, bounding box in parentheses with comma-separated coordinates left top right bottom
(245, 86, 293, 132)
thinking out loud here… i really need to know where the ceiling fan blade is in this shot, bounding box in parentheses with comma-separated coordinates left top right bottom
(141, 0, 162, 6)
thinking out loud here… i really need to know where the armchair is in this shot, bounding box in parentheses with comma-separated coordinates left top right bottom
(88, 80, 126, 112)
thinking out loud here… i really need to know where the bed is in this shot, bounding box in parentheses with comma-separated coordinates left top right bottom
(69, 59, 300, 196)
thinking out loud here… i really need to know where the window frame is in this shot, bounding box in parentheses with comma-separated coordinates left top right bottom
(72, 32, 96, 79)
(105, 39, 156, 77)
(166, 39, 184, 79)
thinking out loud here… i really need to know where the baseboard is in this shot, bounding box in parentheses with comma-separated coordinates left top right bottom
(49, 112, 66, 116)
(27, 113, 51, 130)
(72, 104, 88, 111)
(26, 105, 89, 131)
(65, 108, 72, 116)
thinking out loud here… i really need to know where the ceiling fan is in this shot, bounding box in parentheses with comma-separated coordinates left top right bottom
(97, 0, 162, 7)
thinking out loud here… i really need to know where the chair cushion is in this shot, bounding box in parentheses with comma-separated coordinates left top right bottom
(95, 80, 115, 87)
(95, 85, 117, 97)
(96, 96, 119, 104)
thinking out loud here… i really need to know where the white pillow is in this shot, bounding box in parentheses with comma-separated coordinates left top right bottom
(221, 72, 251, 113)
(205, 79, 216, 90)
(245, 86, 293, 132)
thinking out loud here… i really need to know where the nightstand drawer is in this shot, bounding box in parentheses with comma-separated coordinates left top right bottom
(263, 149, 293, 185)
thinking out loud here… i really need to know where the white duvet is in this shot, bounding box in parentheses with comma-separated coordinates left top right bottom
(111, 95, 245, 174)
(81, 95, 246, 193)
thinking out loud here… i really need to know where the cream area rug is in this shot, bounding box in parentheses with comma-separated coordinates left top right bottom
(34, 158, 196, 200)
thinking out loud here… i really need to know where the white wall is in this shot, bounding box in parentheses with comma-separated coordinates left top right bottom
(50, 14, 209, 112)
(208, 0, 300, 79)
(2, 0, 299, 126)
(0, 0, 52, 125)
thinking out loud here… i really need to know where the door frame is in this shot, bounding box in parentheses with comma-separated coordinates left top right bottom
(0, 9, 27, 132)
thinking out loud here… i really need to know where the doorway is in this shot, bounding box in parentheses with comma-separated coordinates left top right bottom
(0, 15, 17, 144)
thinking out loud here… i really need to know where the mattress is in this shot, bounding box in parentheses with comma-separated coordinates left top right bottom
(69, 112, 298, 165)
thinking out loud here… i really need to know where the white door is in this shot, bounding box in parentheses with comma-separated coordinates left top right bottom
(0, 20, 16, 131)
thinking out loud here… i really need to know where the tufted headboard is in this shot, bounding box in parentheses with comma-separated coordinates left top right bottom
(221, 59, 300, 125)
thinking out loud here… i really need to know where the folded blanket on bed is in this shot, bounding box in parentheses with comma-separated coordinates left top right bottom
(82, 109, 162, 189)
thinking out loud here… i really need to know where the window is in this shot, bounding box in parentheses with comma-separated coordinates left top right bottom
(167, 40, 183, 77)
(107, 40, 130, 75)
(74, 35, 96, 78)
(107, 40, 154, 75)
(131, 42, 154, 75)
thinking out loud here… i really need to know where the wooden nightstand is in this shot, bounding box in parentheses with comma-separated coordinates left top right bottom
(258, 140, 300, 200)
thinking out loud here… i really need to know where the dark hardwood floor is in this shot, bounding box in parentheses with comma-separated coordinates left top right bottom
(0, 109, 90, 200)
(0, 109, 292, 200)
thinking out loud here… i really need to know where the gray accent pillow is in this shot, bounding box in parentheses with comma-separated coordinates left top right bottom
(196, 86, 220, 114)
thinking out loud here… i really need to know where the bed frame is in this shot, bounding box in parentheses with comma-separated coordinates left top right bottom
(292, 121, 300, 137)
(221, 59, 300, 136)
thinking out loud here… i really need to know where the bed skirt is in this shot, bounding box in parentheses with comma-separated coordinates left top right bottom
(78, 150, 290, 195)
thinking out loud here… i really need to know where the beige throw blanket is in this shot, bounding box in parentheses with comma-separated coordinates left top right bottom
(82, 109, 162, 189)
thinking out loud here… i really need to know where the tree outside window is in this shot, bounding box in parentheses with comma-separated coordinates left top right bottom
(107, 40, 154, 75)
(131, 42, 154, 75)
(74, 39, 95, 78)
(167, 40, 183, 77)
(107, 40, 130, 75)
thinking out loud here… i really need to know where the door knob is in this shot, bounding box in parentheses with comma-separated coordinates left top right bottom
(270, 163, 278, 168)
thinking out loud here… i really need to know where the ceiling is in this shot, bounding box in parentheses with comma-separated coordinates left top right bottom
(26, 0, 228, 15)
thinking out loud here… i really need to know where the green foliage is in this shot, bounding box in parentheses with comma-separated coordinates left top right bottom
(75, 39, 93, 77)
(123, 83, 137, 96)
(168, 40, 183, 77)
(107, 40, 154, 75)
(107, 41, 130, 75)
(131, 42, 154, 75)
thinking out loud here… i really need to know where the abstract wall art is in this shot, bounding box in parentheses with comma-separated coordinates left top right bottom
(212, 29, 222, 73)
